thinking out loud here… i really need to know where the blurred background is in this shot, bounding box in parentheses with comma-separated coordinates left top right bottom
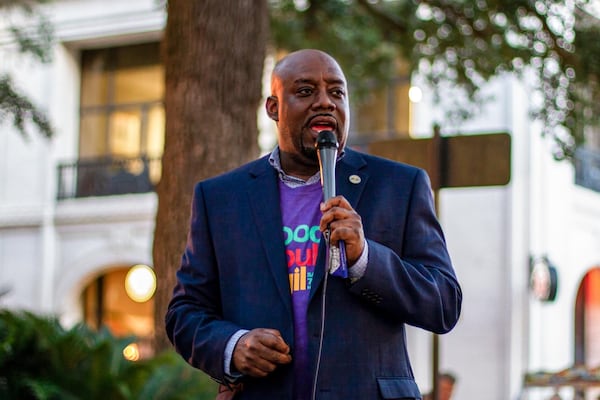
(0, 1, 599, 399)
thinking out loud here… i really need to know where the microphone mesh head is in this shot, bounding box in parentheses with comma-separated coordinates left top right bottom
(316, 130, 338, 149)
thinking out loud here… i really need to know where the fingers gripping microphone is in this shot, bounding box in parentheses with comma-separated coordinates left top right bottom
(315, 130, 347, 279)
(316, 130, 338, 200)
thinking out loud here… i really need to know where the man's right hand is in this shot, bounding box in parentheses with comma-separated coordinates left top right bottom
(232, 328, 292, 377)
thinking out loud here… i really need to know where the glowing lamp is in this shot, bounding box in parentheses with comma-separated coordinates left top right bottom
(125, 264, 156, 302)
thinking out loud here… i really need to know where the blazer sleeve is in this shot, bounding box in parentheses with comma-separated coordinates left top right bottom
(165, 182, 240, 383)
(348, 168, 462, 334)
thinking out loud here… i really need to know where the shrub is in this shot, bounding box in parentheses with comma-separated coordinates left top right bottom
(0, 310, 217, 399)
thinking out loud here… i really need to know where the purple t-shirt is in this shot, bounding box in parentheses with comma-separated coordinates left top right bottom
(279, 179, 323, 399)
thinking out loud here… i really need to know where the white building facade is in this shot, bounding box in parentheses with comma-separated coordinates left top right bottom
(0, 1, 599, 399)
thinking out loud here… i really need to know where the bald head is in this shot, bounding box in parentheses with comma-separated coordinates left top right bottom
(271, 49, 347, 94)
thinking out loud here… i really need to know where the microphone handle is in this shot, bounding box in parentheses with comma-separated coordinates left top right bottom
(318, 145, 348, 278)
(319, 147, 337, 200)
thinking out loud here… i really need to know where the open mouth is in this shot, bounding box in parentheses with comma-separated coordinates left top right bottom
(311, 124, 334, 133)
(308, 116, 337, 135)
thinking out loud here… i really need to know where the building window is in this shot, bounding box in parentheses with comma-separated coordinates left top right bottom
(350, 61, 412, 147)
(79, 42, 164, 172)
(351, 77, 411, 144)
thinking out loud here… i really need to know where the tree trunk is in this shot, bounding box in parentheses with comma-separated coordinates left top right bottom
(153, 0, 268, 352)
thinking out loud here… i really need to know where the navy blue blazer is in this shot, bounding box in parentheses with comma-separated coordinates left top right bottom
(166, 148, 462, 399)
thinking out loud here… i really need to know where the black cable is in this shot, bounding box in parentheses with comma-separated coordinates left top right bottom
(311, 233, 331, 400)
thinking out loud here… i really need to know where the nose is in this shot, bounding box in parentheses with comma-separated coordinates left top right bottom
(312, 88, 336, 111)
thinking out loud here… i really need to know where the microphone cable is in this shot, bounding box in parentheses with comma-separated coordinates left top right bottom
(311, 231, 331, 400)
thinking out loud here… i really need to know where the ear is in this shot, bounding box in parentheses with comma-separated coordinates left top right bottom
(266, 96, 279, 121)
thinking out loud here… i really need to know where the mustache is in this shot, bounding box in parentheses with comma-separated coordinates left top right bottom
(306, 113, 337, 128)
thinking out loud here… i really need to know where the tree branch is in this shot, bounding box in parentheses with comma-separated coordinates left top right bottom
(354, 0, 407, 34)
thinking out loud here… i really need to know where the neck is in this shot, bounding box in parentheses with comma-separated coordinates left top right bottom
(279, 151, 320, 180)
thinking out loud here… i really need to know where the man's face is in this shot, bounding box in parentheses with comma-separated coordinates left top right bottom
(266, 50, 349, 175)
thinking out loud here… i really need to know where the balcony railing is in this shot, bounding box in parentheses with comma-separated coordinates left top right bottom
(57, 156, 161, 200)
(574, 147, 600, 193)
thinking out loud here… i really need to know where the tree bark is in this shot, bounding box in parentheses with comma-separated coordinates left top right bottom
(153, 0, 268, 352)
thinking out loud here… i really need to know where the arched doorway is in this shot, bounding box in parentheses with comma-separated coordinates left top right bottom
(82, 264, 156, 359)
(574, 267, 600, 399)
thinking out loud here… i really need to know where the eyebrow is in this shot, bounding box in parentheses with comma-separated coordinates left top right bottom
(293, 77, 346, 86)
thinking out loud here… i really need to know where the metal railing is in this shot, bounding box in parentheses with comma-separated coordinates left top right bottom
(57, 155, 161, 200)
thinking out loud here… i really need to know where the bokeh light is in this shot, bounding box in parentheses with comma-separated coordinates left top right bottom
(125, 264, 156, 302)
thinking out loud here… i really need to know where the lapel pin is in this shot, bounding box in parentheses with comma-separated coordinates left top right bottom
(349, 175, 361, 184)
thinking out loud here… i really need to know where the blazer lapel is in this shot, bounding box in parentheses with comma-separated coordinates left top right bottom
(309, 149, 369, 302)
(336, 149, 369, 208)
(246, 158, 293, 315)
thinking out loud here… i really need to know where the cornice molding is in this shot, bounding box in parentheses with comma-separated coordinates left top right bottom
(55, 8, 165, 47)
(54, 193, 157, 226)
(0, 205, 44, 228)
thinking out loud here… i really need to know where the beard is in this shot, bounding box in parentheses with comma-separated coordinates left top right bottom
(295, 128, 320, 163)
(300, 141, 319, 162)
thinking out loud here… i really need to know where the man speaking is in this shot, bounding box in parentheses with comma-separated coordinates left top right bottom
(166, 49, 462, 399)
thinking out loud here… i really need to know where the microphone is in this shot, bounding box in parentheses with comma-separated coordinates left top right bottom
(316, 130, 338, 201)
(315, 130, 347, 279)
(312, 130, 345, 400)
